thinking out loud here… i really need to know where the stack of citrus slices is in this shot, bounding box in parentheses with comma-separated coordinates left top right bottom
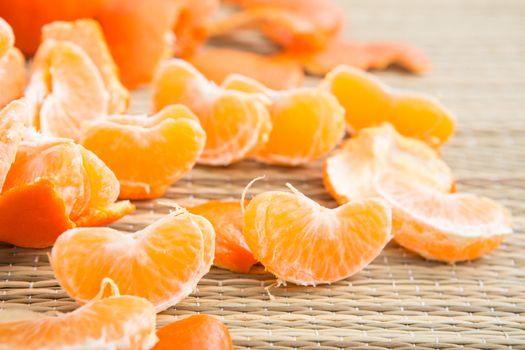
(0, 9, 514, 349)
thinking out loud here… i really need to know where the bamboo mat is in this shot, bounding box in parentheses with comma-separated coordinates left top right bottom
(1, 0, 525, 348)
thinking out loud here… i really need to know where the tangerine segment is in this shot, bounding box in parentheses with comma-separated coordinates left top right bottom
(0, 178, 73, 248)
(26, 40, 109, 141)
(42, 19, 129, 114)
(322, 65, 455, 148)
(188, 48, 304, 90)
(284, 40, 431, 76)
(190, 201, 257, 273)
(51, 210, 215, 312)
(323, 124, 454, 204)
(244, 186, 392, 285)
(0, 17, 14, 57)
(375, 174, 512, 263)
(223, 75, 345, 165)
(74, 201, 135, 228)
(0, 295, 157, 350)
(82, 105, 206, 199)
(0, 47, 26, 110)
(0, 100, 27, 190)
(153, 314, 233, 350)
(97, 0, 178, 88)
(153, 59, 271, 166)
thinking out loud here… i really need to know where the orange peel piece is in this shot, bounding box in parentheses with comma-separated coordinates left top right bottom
(153, 59, 271, 166)
(153, 314, 233, 350)
(375, 174, 512, 263)
(82, 105, 206, 199)
(51, 210, 215, 311)
(321, 65, 455, 147)
(188, 48, 304, 90)
(190, 200, 257, 273)
(323, 124, 454, 204)
(223, 74, 345, 165)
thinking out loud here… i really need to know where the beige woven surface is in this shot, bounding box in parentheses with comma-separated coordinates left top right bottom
(1, 0, 525, 348)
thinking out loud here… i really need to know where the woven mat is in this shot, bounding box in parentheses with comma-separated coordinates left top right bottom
(1, 0, 525, 348)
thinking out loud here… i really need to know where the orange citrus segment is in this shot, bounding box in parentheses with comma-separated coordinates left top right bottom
(153, 314, 233, 350)
(188, 48, 304, 90)
(0, 294, 157, 350)
(223, 74, 345, 165)
(375, 174, 512, 262)
(74, 200, 135, 228)
(0, 47, 26, 110)
(0, 17, 14, 57)
(190, 200, 257, 273)
(323, 124, 454, 204)
(26, 39, 109, 141)
(153, 59, 271, 165)
(51, 210, 215, 311)
(244, 185, 392, 284)
(321, 65, 455, 147)
(42, 19, 129, 114)
(81, 105, 206, 199)
(0, 100, 27, 190)
(283, 39, 431, 76)
(0, 178, 73, 248)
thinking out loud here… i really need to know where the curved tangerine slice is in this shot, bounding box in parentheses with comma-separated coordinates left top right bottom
(82, 105, 206, 199)
(153, 59, 271, 166)
(223, 74, 345, 165)
(375, 174, 512, 263)
(244, 184, 392, 285)
(0, 17, 14, 57)
(283, 39, 431, 76)
(42, 19, 129, 114)
(0, 283, 157, 350)
(321, 65, 455, 148)
(0, 47, 26, 110)
(188, 48, 304, 90)
(0, 100, 27, 190)
(0, 178, 73, 248)
(190, 200, 257, 273)
(153, 314, 233, 350)
(26, 39, 109, 141)
(323, 124, 454, 204)
(51, 210, 215, 312)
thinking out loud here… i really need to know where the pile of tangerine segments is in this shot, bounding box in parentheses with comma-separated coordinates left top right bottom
(0, 3, 514, 350)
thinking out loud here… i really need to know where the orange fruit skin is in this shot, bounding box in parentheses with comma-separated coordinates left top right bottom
(375, 175, 512, 263)
(153, 60, 272, 166)
(51, 211, 215, 311)
(188, 48, 304, 90)
(153, 314, 233, 350)
(97, 0, 178, 88)
(322, 124, 455, 204)
(244, 189, 392, 285)
(322, 65, 455, 148)
(283, 39, 431, 76)
(82, 105, 206, 200)
(0, 0, 103, 55)
(0, 178, 73, 248)
(0, 295, 157, 350)
(190, 201, 258, 273)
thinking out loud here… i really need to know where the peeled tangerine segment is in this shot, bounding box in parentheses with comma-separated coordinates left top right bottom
(188, 48, 304, 90)
(153, 314, 233, 350)
(323, 124, 454, 204)
(26, 39, 109, 141)
(322, 65, 455, 148)
(0, 18, 26, 110)
(0, 100, 27, 190)
(375, 174, 513, 263)
(82, 105, 206, 200)
(190, 201, 257, 273)
(244, 186, 392, 285)
(42, 19, 129, 114)
(223, 74, 345, 165)
(153, 59, 271, 166)
(0, 293, 157, 350)
(51, 210, 215, 312)
(0, 18, 14, 57)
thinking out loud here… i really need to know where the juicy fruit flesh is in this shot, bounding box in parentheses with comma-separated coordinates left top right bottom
(244, 188, 392, 284)
(0, 295, 157, 350)
(51, 211, 215, 311)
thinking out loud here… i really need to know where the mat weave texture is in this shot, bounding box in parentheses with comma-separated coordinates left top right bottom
(1, 0, 524, 348)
